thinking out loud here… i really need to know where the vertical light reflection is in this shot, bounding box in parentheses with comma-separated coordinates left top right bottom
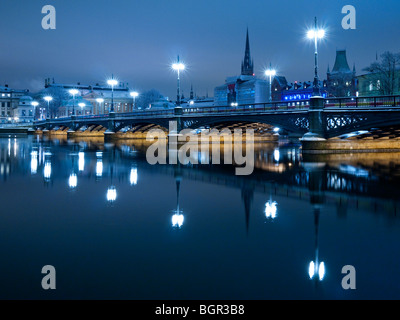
(107, 186, 117, 202)
(78, 152, 85, 171)
(43, 161, 52, 181)
(68, 173, 77, 189)
(31, 151, 38, 174)
(13, 139, 17, 157)
(172, 212, 184, 228)
(265, 200, 278, 219)
(129, 167, 138, 185)
(96, 159, 103, 177)
(273, 149, 280, 162)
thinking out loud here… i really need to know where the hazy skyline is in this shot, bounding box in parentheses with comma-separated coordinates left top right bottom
(0, 0, 399, 99)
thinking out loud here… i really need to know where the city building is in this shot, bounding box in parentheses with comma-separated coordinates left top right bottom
(40, 79, 135, 117)
(326, 50, 357, 97)
(271, 76, 288, 101)
(214, 29, 269, 106)
(0, 85, 31, 123)
(281, 80, 328, 102)
(272, 49, 356, 101)
(14, 96, 35, 122)
(357, 70, 400, 97)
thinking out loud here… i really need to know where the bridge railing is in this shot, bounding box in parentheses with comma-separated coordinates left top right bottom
(33, 95, 400, 127)
(325, 95, 400, 109)
(182, 100, 310, 114)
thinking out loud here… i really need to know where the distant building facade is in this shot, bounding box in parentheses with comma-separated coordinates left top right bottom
(281, 81, 328, 102)
(41, 80, 135, 117)
(271, 49, 356, 101)
(357, 70, 400, 97)
(214, 29, 269, 106)
(0, 85, 31, 123)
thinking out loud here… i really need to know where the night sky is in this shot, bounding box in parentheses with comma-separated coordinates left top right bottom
(0, 0, 399, 98)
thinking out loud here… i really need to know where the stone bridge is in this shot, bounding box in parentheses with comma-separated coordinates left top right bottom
(32, 95, 400, 150)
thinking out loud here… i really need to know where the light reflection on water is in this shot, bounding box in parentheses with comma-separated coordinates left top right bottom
(0, 135, 399, 299)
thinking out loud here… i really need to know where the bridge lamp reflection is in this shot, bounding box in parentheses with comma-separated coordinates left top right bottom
(172, 211, 184, 228)
(129, 167, 138, 186)
(30, 151, 38, 174)
(68, 173, 78, 189)
(78, 152, 85, 172)
(106, 186, 117, 202)
(43, 161, 52, 181)
(308, 261, 325, 281)
(265, 200, 278, 219)
(96, 159, 103, 177)
(273, 149, 280, 162)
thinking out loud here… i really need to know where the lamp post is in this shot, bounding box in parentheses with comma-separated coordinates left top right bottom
(130, 91, 139, 112)
(265, 64, 276, 103)
(307, 17, 325, 97)
(96, 98, 104, 115)
(78, 102, 85, 116)
(172, 56, 185, 108)
(107, 77, 118, 113)
(69, 89, 79, 116)
(43, 96, 53, 119)
(31, 101, 39, 121)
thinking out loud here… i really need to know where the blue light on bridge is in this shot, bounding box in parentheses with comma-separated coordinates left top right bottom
(284, 93, 326, 101)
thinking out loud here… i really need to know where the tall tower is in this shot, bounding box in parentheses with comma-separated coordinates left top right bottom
(327, 50, 356, 97)
(241, 28, 254, 76)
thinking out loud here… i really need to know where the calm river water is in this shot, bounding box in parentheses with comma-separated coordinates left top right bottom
(0, 135, 399, 300)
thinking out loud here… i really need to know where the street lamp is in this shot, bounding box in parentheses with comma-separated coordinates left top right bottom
(43, 96, 53, 119)
(172, 56, 185, 107)
(69, 89, 79, 116)
(107, 77, 118, 113)
(130, 91, 139, 111)
(78, 102, 85, 116)
(265, 65, 276, 102)
(31, 101, 39, 121)
(96, 98, 104, 115)
(307, 17, 325, 96)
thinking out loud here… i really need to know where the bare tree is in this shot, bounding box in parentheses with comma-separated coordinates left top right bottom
(33, 86, 69, 118)
(136, 89, 164, 109)
(363, 51, 400, 95)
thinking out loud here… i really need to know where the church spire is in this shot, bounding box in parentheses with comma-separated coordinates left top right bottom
(190, 84, 194, 100)
(241, 28, 254, 76)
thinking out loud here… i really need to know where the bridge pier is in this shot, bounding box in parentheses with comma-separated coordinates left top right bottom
(104, 112, 117, 141)
(67, 115, 77, 137)
(168, 106, 184, 141)
(302, 97, 326, 141)
(42, 119, 51, 135)
(301, 97, 328, 153)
